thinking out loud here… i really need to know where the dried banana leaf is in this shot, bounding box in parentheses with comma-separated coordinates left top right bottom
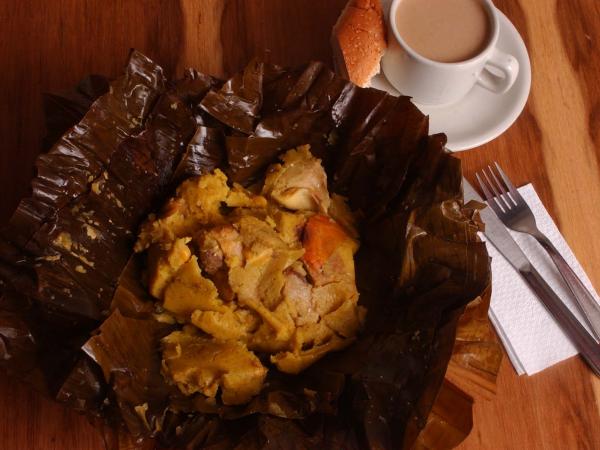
(446, 285, 503, 398)
(0, 51, 492, 450)
(413, 380, 474, 450)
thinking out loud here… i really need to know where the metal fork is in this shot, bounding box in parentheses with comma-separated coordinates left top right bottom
(477, 163, 600, 342)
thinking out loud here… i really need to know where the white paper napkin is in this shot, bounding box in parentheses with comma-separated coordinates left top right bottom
(485, 184, 600, 375)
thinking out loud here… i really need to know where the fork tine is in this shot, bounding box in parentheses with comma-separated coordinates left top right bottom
(476, 172, 504, 216)
(494, 162, 526, 204)
(487, 165, 515, 207)
(482, 167, 511, 211)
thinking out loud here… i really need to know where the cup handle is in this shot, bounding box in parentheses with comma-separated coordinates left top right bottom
(476, 48, 520, 94)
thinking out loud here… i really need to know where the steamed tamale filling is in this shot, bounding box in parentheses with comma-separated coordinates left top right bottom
(135, 145, 365, 405)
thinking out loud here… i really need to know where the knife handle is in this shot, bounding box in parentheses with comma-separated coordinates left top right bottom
(521, 266, 600, 376)
(536, 234, 600, 341)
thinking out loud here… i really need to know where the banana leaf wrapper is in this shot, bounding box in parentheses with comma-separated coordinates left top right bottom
(0, 50, 497, 449)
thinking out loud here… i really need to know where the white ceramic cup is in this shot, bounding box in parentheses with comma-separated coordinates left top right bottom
(381, 0, 519, 106)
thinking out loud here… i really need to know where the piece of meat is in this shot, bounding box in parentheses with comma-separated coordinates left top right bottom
(283, 266, 317, 326)
(209, 268, 235, 302)
(195, 225, 243, 272)
(213, 226, 243, 268)
(196, 231, 224, 274)
(262, 146, 331, 213)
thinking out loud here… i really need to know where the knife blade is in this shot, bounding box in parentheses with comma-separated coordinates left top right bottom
(463, 178, 600, 376)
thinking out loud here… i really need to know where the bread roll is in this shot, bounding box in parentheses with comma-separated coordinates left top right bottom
(331, 0, 387, 87)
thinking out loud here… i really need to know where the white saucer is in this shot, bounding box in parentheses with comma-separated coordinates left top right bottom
(370, 9, 531, 152)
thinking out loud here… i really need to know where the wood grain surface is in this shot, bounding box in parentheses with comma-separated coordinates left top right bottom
(1, 0, 599, 449)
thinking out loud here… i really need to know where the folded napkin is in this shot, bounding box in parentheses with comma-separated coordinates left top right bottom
(485, 184, 600, 375)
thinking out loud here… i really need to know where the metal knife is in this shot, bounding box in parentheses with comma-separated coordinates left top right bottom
(463, 178, 600, 376)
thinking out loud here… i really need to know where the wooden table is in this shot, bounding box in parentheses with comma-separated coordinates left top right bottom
(1, 1, 599, 449)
